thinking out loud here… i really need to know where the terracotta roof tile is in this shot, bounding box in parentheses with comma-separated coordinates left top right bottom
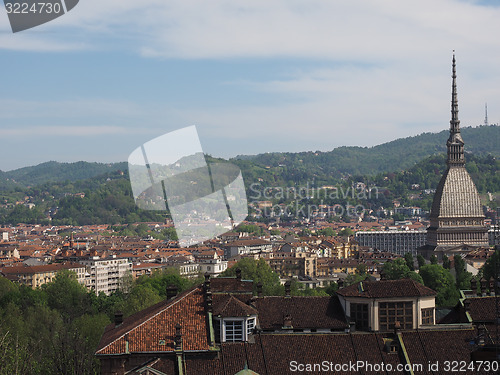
(96, 285, 210, 355)
(213, 295, 258, 317)
(254, 295, 348, 330)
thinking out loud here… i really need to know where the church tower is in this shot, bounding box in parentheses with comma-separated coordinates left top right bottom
(421, 54, 489, 259)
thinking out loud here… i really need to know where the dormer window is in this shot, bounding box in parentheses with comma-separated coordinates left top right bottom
(214, 316, 257, 343)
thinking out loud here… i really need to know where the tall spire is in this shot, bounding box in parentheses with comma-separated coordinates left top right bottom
(450, 52, 460, 133)
(447, 52, 465, 166)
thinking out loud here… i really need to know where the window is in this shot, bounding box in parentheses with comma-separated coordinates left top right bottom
(214, 319, 221, 343)
(421, 308, 434, 325)
(379, 302, 413, 331)
(247, 317, 256, 336)
(224, 320, 243, 342)
(350, 303, 369, 330)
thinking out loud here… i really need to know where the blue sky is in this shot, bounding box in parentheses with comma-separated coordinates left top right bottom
(1, 0, 500, 171)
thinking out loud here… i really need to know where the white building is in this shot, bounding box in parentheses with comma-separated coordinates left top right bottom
(355, 230, 427, 256)
(80, 255, 132, 295)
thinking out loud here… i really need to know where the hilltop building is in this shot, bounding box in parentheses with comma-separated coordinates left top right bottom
(420, 55, 489, 260)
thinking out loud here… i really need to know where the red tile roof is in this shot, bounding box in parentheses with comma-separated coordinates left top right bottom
(213, 295, 258, 317)
(96, 285, 210, 355)
(254, 295, 348, 331)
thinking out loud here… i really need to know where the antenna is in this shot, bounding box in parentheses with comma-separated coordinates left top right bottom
(484, 103, 489, 126)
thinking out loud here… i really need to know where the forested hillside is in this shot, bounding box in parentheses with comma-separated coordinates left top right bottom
(239, 125, 500, 177)
(0, 126, 498, 225)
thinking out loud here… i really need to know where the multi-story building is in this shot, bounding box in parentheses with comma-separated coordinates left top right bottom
(267, 251, 317, 278)
(0, 262, 86, 288)
(355, 230, 426, 255)
(223, 238, 272, 259)
(194, 249, 228, 277)
(80, 255, 132, 295)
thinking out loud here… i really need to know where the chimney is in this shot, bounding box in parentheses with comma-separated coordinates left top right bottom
(204, 273, 211, 292)
(166, 284, 178, 300)
(464, 299, 471, 312)
(257, 282, 263, 297)
(471, 278, 477, 295)
(480, 278, 487, 296)
(114, 311, 123, 327)
(236, 268, 242, 280)
(283, 313, 293, 329)
(205, 290, 213, 313)
(174, 323, 183, 351)
(284, 280, 291, 297)
(489, 278, 495, 296)
(337, 279, 344, 289)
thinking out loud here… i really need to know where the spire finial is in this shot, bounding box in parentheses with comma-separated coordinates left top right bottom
(451, 52, 459, 131)
(447, 52, 465, 166)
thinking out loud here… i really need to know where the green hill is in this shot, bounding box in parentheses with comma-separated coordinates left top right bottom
(237, 125, 500, 177)
(1, 161, 128, 187)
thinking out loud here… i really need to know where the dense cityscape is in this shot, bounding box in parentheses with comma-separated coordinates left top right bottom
(0, 56, 499, 374)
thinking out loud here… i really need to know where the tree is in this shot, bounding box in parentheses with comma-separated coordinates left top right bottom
(481, 249, 500, 282)
(338, 228, 353, 237)
(404, 253, 415, 271)
(42, 270, 92, 320)
(417, 254, 426, 269)
(317, 227, 335, 237)
(442, 256, 451, 269)
(382, 258, 423, 284)
(430, 255, 438, 265)
(419, 264, 459, 307)
(454, 255, 472, 290)
(219, 258, 281, 295)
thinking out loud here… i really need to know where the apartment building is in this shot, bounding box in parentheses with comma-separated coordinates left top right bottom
(80, 255, 132, 295)
(355, 230, 427, 255)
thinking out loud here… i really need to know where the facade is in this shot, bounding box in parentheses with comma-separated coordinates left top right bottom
(336, 279, 436, 331)
(80, 255, 132, 295)
(223, 239, 273, 259)
(421, 55, 489, 259)
(0, 262, 86, 288)
(96, 276, 495, 375)
(266, 251, 317, 278)
(355, 230, 426, 255)
(195, 249, 228, 277)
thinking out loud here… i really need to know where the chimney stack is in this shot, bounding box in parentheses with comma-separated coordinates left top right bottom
(257, 282, 263, 297)
(204, 273, 211, 292)
(166, 284, 178, 300)
(283, 313, 293, 329)
(114, 311, 123, 327)
(285, 280, 291, 297)
(480, 278, 487, 296)
(471, 278, 477, 295)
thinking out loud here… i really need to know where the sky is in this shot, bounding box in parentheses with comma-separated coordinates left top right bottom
(1, 0, 500, 171)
